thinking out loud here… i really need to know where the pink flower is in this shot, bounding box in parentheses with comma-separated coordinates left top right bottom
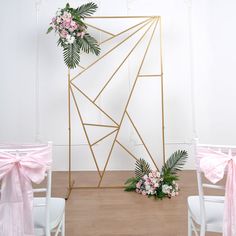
(149, 172, 154, 178)
(63, 11, 71, 19)
(52, 17, 56, 23)
(70, 20, 76, 26)
(59, 29, 68, 38)
(142, 190, 146, 196)
(146, 178, 151, 184)
(56, 17, 61, 24)
(136, 181, 141, 189)
(62, 20, 71, 29)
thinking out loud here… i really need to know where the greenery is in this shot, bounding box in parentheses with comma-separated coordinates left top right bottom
(47, 2, 100, 69)
(134, 158, 152, 178)
(124, 150, 188, 199)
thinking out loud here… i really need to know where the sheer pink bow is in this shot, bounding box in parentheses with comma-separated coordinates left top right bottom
(198, 147, 236, 236)
(0, 145, 52, 236)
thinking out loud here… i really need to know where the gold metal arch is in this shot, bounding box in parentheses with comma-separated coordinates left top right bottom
(66, 16, 165, 199)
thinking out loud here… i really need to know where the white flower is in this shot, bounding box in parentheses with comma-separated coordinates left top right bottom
(143, 174, 148, 180)
(162, 184, 171, 194)
(56, 8, 62, 16)
(66, 35, 75, 44)
(145, 185, 151, 191)
(56, 17, 61, 24)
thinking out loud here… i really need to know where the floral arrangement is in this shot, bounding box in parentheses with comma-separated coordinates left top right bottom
(125, 150, 188, 199)
(47, 2, 100, 69)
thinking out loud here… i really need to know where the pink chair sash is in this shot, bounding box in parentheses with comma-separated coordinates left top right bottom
(0, 145, 52, 236)
(198, 147, 236, 236)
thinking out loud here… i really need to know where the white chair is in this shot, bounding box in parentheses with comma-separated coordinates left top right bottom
(0, 143, 65, 236)
(33, 169, 65, 236)
(187, 140, 228, 236)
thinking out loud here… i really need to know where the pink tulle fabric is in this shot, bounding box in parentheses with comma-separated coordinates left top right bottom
(0, 145, 52, 236)
(198, 147, 236, 236)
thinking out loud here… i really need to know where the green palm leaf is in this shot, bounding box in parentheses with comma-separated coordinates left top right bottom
(63, 43, 80, 69)
(124, 177, 140, 192)
(135, 159, 151, 178)
(76, 2, 98, 18)
(162, 150, 188, 175)
(78, 34, 100, 55)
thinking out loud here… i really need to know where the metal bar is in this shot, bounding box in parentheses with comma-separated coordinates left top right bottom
(91, 129, 118, 146)
(68, 69, 72, 191)
(70, 82, 119, 126)
(159, 17, 166, 163)
(86, 23, 115, 36)
(71, 18, 155, 81)
(78, 64, 85, 70)
(85, 16, 159, 19)
(138, 74, 162, 77)
(99, 17, 153, 46)
(93, 19, 155, 103)
(65, 180, 75, 200)
(70, 87, 102, 178)
(98, 19, 158, 187)
(66, 16, 165, 193)
(84, 123, 118, 128)
(71, 186, 124, 189)
(74, 19, 152, 72)
(115, 140, 139, 161)
(126, 111, 159, 171)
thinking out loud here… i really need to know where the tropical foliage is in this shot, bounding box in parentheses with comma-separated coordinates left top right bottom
(124, 150, 188, 199)
(47, 2, 100, 69)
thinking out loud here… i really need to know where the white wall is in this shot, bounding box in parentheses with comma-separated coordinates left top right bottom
(192, 0, 236, 145)
(1, 0, 235, 170)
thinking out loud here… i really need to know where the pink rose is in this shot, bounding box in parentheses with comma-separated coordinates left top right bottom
(65, 17, 71, 23)
(136, 181, 141, 189)
(146, 178, 151, 184)
(70, 20, 76, 26)
(59, 29, 68, 38)
(52, 17, 56, 23)
(63, 21, 71, 29)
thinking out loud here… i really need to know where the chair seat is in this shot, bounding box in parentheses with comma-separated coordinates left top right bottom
(188, 195, 224, 232)
(33, 197, 65, 231)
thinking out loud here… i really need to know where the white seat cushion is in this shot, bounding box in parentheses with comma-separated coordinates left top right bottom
(33, 197, 65, 230)
(188, 195, 224, 232)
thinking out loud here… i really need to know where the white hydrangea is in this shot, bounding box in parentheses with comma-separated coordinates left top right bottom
(66, 35, 75, 44)
(56, 8, 62, 16)
(162, 184, 172, 194)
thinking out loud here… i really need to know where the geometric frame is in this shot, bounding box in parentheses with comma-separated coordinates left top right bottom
(66, 16, 165, 199)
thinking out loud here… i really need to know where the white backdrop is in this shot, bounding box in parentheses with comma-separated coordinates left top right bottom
(1, 0, 236, 170)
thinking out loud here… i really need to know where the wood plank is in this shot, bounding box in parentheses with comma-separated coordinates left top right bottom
(50, 171, 221, 236)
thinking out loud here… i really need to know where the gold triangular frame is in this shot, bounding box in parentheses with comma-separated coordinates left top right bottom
(66, 16, 165, 199)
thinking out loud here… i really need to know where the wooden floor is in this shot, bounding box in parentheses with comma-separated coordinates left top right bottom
(51, 171, 221, 236)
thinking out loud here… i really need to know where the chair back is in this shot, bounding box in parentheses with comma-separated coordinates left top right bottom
(193, 138, 236, 229)
(0, 142, 52, 235)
